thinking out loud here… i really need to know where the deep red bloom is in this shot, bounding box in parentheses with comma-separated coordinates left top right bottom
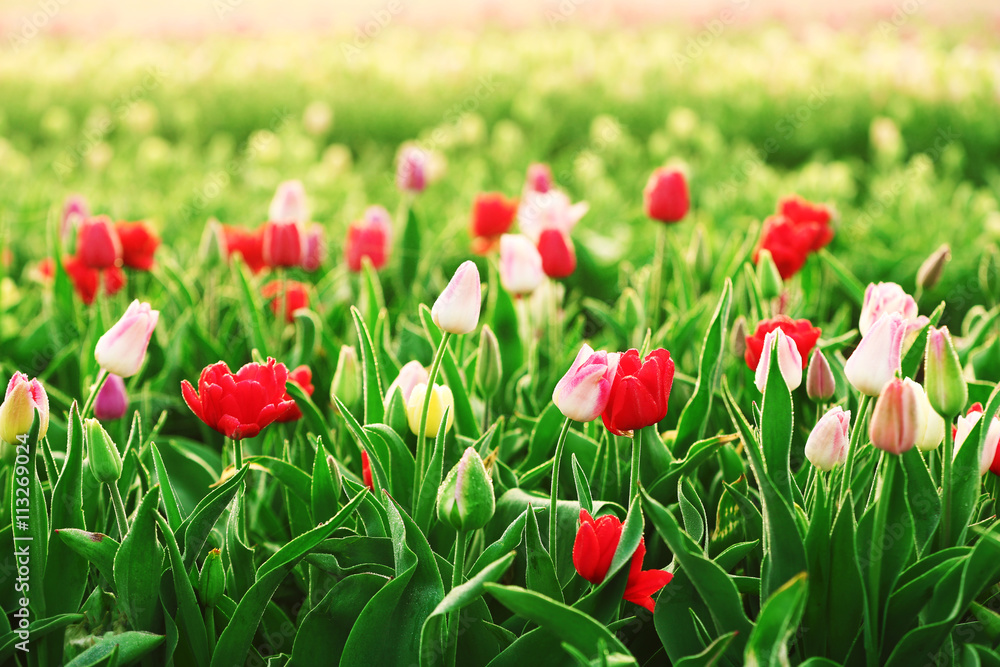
(572, 510, 672, 612)
(537, 228, 576, 278)
(644, 168, 690, 223)
(77, 216, 122, 269)
(181, 358, 295, 440)
(753, 215, 816, 280)
(116, 221, 160, 271)
(361, 450, 374, 490)
(601, 348, 675, 437)
(277, 365, 314, 422)
(778, 196, 833, 251)
(261, 280, 310, 323)
(222, 225, 267, 274)
(63, 255, 126, 305)
(345, 207, 391, 272)
(470, 192, 518, 254)
(744, 316, 821, 371)
(262, 221, 302, 268)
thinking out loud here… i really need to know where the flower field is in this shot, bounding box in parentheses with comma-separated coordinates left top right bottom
(1, 22, 1000, 667)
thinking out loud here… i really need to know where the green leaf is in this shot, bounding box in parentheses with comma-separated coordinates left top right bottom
(525, 503, 563, 601)
(177, 465, 248, 571)
(365, 424, 416, 505)
(760, 339, 794, 505)
(678, 477, 708, 549)
(286, 382, 340, 463)
(11, 417, 48, 618)
(46, 402, 88, 618)
(400, 204, 421, 292)
(154, 513, 209, 667)
(900, 302, 944, 379)
(571, 454, 594, 516)
(55, 529, 119, 583)
(414, 407, 451, 532)
(150, 442, 184, 531)
(311, 442, 340, 522)
(244, 455, 313, 506)
(900, 447, 940, 555)
(745, 572, 808, 667)
(64, 631, 165, 667)
(947, 384, 1000, 546)
(469, 509, 529, 577)
(232, 256, 269, 356)
(817, 249, 866, 305)
(419, 304, 481, 439)
(0, 613, 84, 663)
(351, 305, 385, 426)
(674, 631, 738, 667)
(114, 487, 163, 630)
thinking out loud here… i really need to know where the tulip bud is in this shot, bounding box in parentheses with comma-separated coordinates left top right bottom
(301, 224, 326, 272)
(526, 163, 553, 194)
(77, 216, 122, 269)
(844, 313, 905, 396)
(755, 249, 784, 301)
(431, 261, 482, 335)
(731, 316, 748, 360)
(361, 449, 374, 490)
(406, 383, 455, 437)
(643, 167, 690, 223)
(94, 300, 160, 378)
(804, 406, 851, 471)
(0, 373, 49, 445)
(383, 361, 429, 408)
(806, 349, 836, 401)
(500, 234, 544, 295)
(269, 180, 309, 224)
(913, 382, 945, 451)
(397, 146, 428, 193)
(916, 244, 950, 292)
(437, 447, 495, 532)
(330, 345, 361, 409)
(537, 229, 577, 279)
(86, 418, 123, 483)
(199, 548, 225, 608)
(924, 326, 967, 418)
(869, 378, 922, 455)
(955, 406, 1000, 476)
(94, 374, 128, 421)
(262, 220, 303, 268)
(553, 344, 620, 423)
(475, 325, 503, 399)
(61, 194, 89, 243)
(754, 328, 802, 393)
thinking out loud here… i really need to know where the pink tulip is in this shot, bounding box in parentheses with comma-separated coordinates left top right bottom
(525, 163, 553, 194)
(859, 282, 925, 336)
(263, 220, 303, 268)
(0, 373, 49, 444)
(77, 216, 122, 269)
(754, 328, 803, 393)
(804, 406, 851, 471)
(61, 194, 89, 242)
(806, 349, 836, 401)
(955, 407, 1000, 477)
(869, 378, 923, 455)
(397, 146, 428, 193)
(94, 374, 128, 421)
(517, 189, 589, 243)
(384, 360, 429, 407)
(844, 313, 905, 396)
(553, 344, 621, 422)
(301, 225, 326, 272)
(345, 206, 392, 273)
(269, 180, 309, 223)
(499, 234, 545, 295)
(431, 261, 482, 335)
(94, 300, 160, 377)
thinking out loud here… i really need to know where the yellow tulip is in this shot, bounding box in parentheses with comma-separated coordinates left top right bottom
(406, 383, 455, 437)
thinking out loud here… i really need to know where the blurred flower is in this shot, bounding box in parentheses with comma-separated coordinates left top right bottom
(804, 406, 851, 471)
(525, 163, 553, 194)
(303, 101, 333, 136)
(778, 195, 834, 250)
(406, 383, 455, 437)
(221, 225, 266, 274)
(345, 206, 391, 272)
(301, 224, 326, 272)
(94, 374, 128, 422)
(262, 280, 309, 323)
(115, 221, 160, 271)
(470, 192, 518, 254)
(61, 194, 89, 243)
(278, 365, 314, 423)
(869, 378, 923, 455)
(753, 215, 815, 280)
(553, 344, 620, 422)
(95, 300, 159, 378)
(269, 180, 309, 223)
(0, 373, 49, 444)
(517, 189, 589, 243)
(845, 313, 905, 396)
(77, 216, 122, 269)
(384, 361, 429, 408)
(500, 234, 544, 295)
(643, 167, 690, 223)
(601, 348, 675, 437)
(263, 220, 303, 268)
(744, 316, 820, 371)
(432, 261, 481, 335)
(954, 404, 1000, 476)
(859, 282, 925, 337)
(181, 358, 295, 440)
(62, 255, 126, 305)
(754, 328, 803, 393)
(397, 145, 428, 193)
(437, 447, 495, 532)
(537, 228, 577, 278)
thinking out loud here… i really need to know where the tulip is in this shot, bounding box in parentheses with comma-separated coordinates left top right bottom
(330, 346, 361, 409)
(916, 244, 951, 292)
(221, 225, 266, 274)
(261, 280, 310, 323)
(278, 365, 314, 423)
(345, 206, 392, 272)
(914, 382, 946, 451)
(61, 194, 89, 242)
(924, 326, 967, 419)
(475, 325, 503, 399)
(437, 447, 495, 532)
(869, 378, 923, 455)
(806, 349, 836, 401)
(470, 192, 518, 254)
(499, 234, 544, 295)
(85, 418, 123, 484)
(181, 358, 295, 440)
(643, 167, 690, 223)
(397, 145, 428, 193)
(804, 407, 851, 471)
(115, 221, 160, 271)
(94, 300, 160, 378)
(859, 282, 924, 337)
(537, 228, 577, 278)
(601, 348, 675, 437)
(753, 215, 816, 280)
(954, 404, 1000, 476)
(269, 180, 309, 223)
(525, 163, 553, 194)
(572, 510, 672, 612)
(199, 549, 225, 608)
(300, 224, 326, 272)
(94, 374, 128, 421)
(62, 255, 126, 306)
(744, 316, 820, 372)
(777, 195, 834, 250)
(553, 344, 621, 423)
(517, 189, 589, 243)
(77, 216, 122, 269)
(844, 313, 905, 396)
(0, 373, 49, 444)
(754, 328, 803, 393)
(361, 450, 374, 491)
(383, 361, 429, 408)
(406, 383, 455, 437)
(730, 316, 749, 360)
(262, 220, 303, 268)
(431, 261, 482, 335)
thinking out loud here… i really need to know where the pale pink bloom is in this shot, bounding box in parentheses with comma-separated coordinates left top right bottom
(517, 189, 589, 243)
(804, 406, 851, 471)
(269, 180, 309, 223)
(806, 349, 836, 401)
(397, 146, 428, 193)
(499, 234, 544, 295)
(552, 344, 621, 423)
(94, 300, 160, 377)
(0, 373, 49, 444)
(301, 225, 326, 272)
(954, 408, 1000, 477)
(844, 313, 905, 396)
(869, 378, 923, 455)
(754, 328, 803, 393)
(525, 163, 553, 194)
(384, 361, 429, 407)
(431, 261, 481, 335)
(859, 282, 923, 336)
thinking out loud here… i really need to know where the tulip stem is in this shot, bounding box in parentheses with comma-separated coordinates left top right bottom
(648, 225, 666, 332)
(108, 482, 129, 537)
(940, 421, 955, 549)
(865, 451, 894, 665)
(415, 331, 452, 494)
(630, 429, 642, 506)
(80, 369, 109, 420)
(205, 607, 217, 656)
(839, 394, 871, 506)
(549, 418, 573, 568)
(446, 530, 468, 667)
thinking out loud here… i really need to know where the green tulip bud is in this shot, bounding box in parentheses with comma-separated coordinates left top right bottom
(475, 325, 502, 399)
(85, 418, 122, 484)
(756, 249, 784, 301)
(330, 345, 361, 410)
(437, 447, 495, 532)
(199, 548, 225, 608)
(924, 326, 967, 418)
(916, 243, 950, 292)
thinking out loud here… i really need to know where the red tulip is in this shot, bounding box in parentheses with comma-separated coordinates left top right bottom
(753, 215, 815, 280)
(222, 225, 267, 274)
(572, 510, 672, 612)
(261, 280, 310, 323)
(601, 348, 675, 437)
(263, 221, 303, 268)
(744, 316, 821, 371)
(277, 365, 314, 422)
(63, 255, 126, 305)
(361, 450, 374, 490)
(345, 206, 392, 272)
(77, 216, 122, 269)
(470, 192, 518, 254)
(181, 358, 295, 440)
(116, 221, 160, 271)
(778, 195, 833, 251)
(537, 228, 576, 278)
(643, 167, 690, 223)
